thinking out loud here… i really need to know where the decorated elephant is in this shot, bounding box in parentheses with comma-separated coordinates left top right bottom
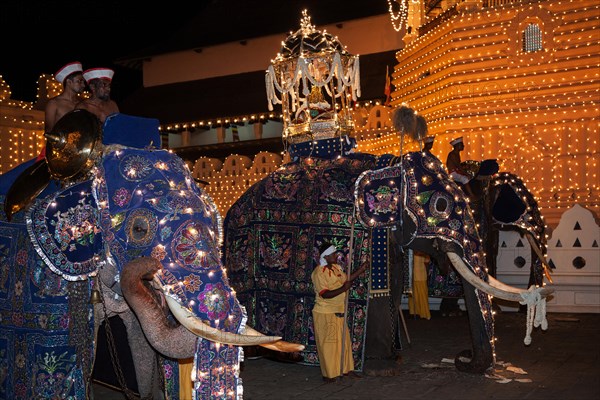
(465, 167, 552, 286)
(223, 11, 553, 377)
(422, 155, 553, 316)
(0, 162, 95, 399)
(224, 137, 381, 372)
(0, 110, 302, 399)
(225, 136, 555, 375)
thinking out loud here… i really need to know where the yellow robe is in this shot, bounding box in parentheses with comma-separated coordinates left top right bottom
(408, 252, 431, 320)
(311, 264, 355, 378)
(179, 358, 193, 399)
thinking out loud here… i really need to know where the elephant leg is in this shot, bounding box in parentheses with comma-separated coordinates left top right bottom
(121, 311, 165, 400)
(363, 296, 403, 376)
(364, 296, 397, 359)
(455, 279, 494, 374)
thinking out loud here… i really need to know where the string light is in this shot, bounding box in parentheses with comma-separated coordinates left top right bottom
(387, 0, 410, 32)
(1, 3, 596, 229)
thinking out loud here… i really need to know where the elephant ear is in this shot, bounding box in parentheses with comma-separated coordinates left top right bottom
(491, 172, 545, 233)
(354, 165, 403, 228)
(27, 180, 103, 281)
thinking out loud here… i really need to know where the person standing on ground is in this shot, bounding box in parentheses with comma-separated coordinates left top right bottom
(408, 251, 431, 320)
(311, 243, 367, 383)
(76, 67, 119, 123)
(45, 61, 86, 132)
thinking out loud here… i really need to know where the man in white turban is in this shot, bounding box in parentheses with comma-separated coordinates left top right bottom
(311, 242, 367, 382)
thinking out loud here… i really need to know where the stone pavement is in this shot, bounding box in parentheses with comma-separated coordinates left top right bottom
(93, 311, 600, 399)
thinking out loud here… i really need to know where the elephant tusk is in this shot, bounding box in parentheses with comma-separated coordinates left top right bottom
(242, 326, 305, 353)
(163, 295, 284, 346)
(487, 275, 554, 300)
(447, 252, 554, 303)
(525, 233, 554, 284)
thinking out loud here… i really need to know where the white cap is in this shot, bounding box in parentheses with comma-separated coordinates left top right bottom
(450, 137, 463, 146)
(83, 68, 114, 83)
(319, 245, 337, 266)
(55, 61, 83, 84)
(424, 136, 435, 144)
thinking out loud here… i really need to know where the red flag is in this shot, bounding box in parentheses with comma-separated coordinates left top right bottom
(384, 65, 391, 106)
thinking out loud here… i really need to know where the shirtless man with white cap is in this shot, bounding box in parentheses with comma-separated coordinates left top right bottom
(45, 61, 86, 132)
(76, 67, 119, 123)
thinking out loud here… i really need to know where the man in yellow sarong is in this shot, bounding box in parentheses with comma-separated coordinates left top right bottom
(408, 251, 431, 320)
(311, 243, 367, 382)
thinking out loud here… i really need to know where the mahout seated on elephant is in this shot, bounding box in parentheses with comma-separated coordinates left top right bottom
(0, 110, 303, 399)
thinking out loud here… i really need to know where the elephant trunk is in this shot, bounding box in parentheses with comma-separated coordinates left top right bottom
(124, 258, 305, 350)
(120, 257, 197, 359)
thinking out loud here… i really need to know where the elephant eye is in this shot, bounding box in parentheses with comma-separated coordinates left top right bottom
(132, 218, 149, 239)
(124, 208, 158, 248)
(428, 192, 453, 220)
(435, 197, 448, 212)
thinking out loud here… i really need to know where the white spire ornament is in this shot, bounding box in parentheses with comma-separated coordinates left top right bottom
(265, 10, 361, 145)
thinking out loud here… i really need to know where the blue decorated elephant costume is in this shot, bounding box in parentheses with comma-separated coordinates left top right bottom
(0, 176, 93, 398)
(0, 111, 302, 399)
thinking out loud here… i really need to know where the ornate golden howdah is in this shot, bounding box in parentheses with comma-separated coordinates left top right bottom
(265, 10, 360, 145)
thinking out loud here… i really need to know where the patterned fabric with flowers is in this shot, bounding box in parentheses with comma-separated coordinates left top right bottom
(27, 180, 102, 281)
(0, 200, 94, 400)
(225, 154, 375, 370)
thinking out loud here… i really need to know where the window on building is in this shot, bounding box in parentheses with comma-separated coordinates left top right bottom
(523, 23, 543, 52)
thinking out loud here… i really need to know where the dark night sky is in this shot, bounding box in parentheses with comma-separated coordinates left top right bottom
(1, 1, 390, 106)
(0, 1, 209, 103)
